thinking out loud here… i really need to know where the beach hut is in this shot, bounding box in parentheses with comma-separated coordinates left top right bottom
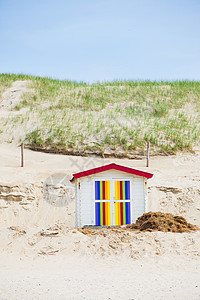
(71, 163, 153, 228)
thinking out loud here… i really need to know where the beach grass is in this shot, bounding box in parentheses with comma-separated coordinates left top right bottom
(0, 73, 200, 157)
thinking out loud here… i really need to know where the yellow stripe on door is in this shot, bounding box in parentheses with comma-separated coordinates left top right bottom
(105, 181, 110, 200)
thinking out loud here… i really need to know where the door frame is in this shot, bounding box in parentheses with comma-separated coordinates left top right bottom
(93, 177, 133, 226)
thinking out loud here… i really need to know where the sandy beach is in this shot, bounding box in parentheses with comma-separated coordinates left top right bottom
(0, 143, 199, 299)
(0, 253, 199, 300)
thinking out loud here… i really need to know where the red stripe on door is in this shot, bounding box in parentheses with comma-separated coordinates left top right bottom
(103, 181, 105, 200)
(103, 202, 106, 225)
(120, 181, 123, 200)
(120, 202, 123, 225)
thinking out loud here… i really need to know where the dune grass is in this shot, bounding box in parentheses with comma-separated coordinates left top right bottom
(0, 73, 200, 157)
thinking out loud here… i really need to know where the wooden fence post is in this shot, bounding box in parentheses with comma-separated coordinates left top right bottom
(146, 141, 150, 167)
(21, 143, 24, 167)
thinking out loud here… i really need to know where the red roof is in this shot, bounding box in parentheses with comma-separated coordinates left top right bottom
(72, 163, 153, 179)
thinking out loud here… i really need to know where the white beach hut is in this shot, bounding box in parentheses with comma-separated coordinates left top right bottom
(71, 163, 153, 228)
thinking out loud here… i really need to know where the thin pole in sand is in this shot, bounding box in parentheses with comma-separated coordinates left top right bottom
(146, 141, 150, 167)
(21, 143, 24, 167)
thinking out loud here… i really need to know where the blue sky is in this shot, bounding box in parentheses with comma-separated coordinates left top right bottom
(0, 0, 200, 83)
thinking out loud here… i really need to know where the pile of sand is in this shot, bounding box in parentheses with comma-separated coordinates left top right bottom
(127, 211, 199, 233)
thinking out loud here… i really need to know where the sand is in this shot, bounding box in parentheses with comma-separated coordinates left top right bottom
(0, 254, 199, 300)
(0, 82, 200, 300)
(0, 143, 200, 299)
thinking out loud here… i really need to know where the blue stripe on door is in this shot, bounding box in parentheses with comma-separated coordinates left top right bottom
(125, 202, 131, 224)
(95, 181, 101, 200)
(95, 202, 101, 225)
(126, 181, 130, 199)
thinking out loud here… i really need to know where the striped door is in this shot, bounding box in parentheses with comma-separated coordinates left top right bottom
(114, 180, 131, 225)
(95, 181, 111, 226)
(94, 179, 131, 226)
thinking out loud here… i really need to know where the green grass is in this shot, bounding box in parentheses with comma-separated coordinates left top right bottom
(0, 73, 200, 157)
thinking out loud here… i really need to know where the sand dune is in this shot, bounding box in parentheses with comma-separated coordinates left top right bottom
(0, 80, 200, 300)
